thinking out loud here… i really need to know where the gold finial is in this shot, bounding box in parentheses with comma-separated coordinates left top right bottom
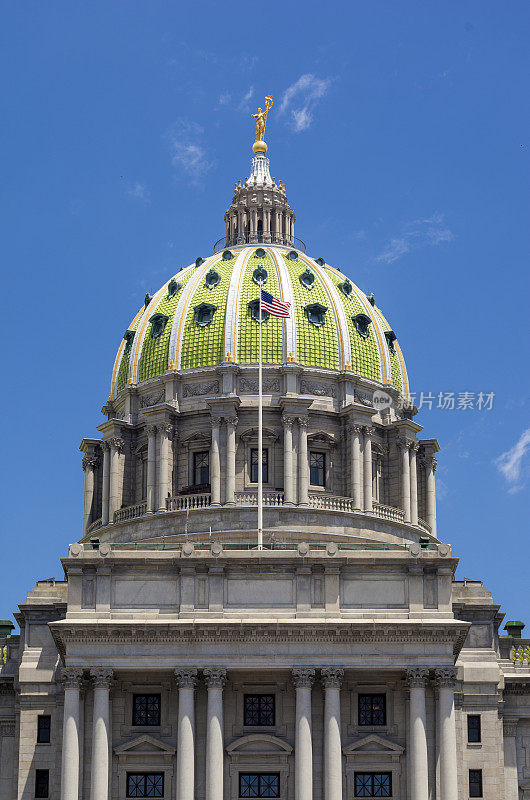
(252, 95, 273, 154)
(127, 376, 133, 384)
(287, 351, 296, 362)
(225, 351, 234, 362)
(168, 359, 175, 370)
(344, 360, 352, 371)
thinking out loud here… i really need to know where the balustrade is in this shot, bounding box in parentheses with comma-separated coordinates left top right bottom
(113, 501, 147, 523)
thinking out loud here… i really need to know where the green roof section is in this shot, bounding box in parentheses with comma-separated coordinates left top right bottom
(116, 307, 143, 394)
(328, 270, 381, 380)
(373, 305, 403, 392)
(238, 251, 284, 363)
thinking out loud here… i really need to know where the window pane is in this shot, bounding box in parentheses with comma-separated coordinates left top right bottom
(133, 695, 161, 726)
(37, 715, 51, 743)
(251, 449, 268, 483)
(193, 451, 209, 485)
(239, 774, 279, 798)
(358, 694, 386, 726)
(354, 773, 391, 798)
(244, 694, 275, 726)
(35, 770, 49, 798)
(310, 452, 325, 486)
(469, 770, 483, 797)
(467, 715, 481, 743)
(127, 774, 164, 798)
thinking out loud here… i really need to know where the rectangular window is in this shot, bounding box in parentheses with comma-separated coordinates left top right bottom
(239, 773, 280, 798)
(126, 772, 164, 798)
(193, 451, 209, 486)
(354, 772, 392, 797)
(244, 694, 275, 726)
(37, 715, 51, 744)
(35, 770, 49, 799)
(251, 448, 269, 483)
(469, 769, 483, 797)
(467, 714, 481, 743)
(132, 694, 161, 726)
(309, 451, 325, 487)
(358, 694, 387, 726)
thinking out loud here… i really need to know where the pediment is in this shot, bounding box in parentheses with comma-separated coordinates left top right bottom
(181, 431, 211, 444)
(343, 734, 404, 756)
(226, 733, 293, 755)
(307, 430, 336, 445)
(240, 427, 278, 441)
(114, 734, 176, 756)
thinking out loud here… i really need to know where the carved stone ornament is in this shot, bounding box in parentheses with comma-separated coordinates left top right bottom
(431, 457, 438, 472)
(405, 668, 429, 688)
(82, 455, 99, 471)
(225, 416, 238, 429)
(183, 381, 219, 398)
(321, 667, 344, 688)
(157, 423, 173, 436)
(108, 437, 124, 452)
(146, 424, 158, 437)
(292, 667, 315, 688)
(140, 390, 164, 408)
(355, 390, 374, 407)
(398, 437, 413, 451)
(174, 668, 198, 689)
(300, 380, 336, 398)
(347, 424, 363, 435)
(90, 667, 114, 689)
(363, 426, 375, 437)
(282, 414, 295, 429)
(503, 719, 518, 737)
(239, 378, 281, 394)
(0, 720, 15, 737)
(297, 416, 309, 429)
(434, 667, 458, 688)
(62, 666, 84, 689)
(203, 667, 227, 689)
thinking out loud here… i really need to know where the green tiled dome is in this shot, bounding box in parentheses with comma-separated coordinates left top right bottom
(110, 246, 409, 398)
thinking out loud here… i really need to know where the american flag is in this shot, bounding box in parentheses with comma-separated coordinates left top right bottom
(260, 289, 291, 318)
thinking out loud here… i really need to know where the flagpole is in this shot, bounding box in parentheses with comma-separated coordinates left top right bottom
(258, 289, 263, 550)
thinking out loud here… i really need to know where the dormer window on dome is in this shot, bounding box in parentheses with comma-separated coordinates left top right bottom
(305, 303, 327, 327)
(252, 265, 268, 286)
(300, 268, 315, 290)
(248, 299, 270, 323)
(123, 330, 135, 353)
(287, 250, 298, 261)
(205, 268, 221, 290)
(149, 313, 169, 339)
(167, 278, 182, 298)
(353, 313, 371, 338)
(339, 279, 353, 297)
(254, 248, 266, 259)
(222, 250, 233, 260)
(315, 257, 326, 267)
(385, 330, 397, 353)
(194, 302, 217, 327)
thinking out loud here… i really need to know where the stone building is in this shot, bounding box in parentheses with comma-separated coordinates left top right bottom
(0, 140, 529, 800)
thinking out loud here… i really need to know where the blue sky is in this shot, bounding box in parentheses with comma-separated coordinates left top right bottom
(1, 1, 529, 628)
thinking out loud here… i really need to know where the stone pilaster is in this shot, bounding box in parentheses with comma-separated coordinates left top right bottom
(146, 425, 157, 513)
(298, 417, 309, 505)
(363, 426, 374, 512)
(61, 667, 84, 800)
(82, 456, 98, 534)
(282, 415, 295, 504)
(108, 436, 124, 522)
(157, 423, 173, 512)
(399, 438, 412, 523)
(89, 668, 113, 800)
(435, 668, 458, 800)
(101, 441, 110, 526)
(292, 668, 315, 800)
(503, 719, 519, 800)
(175, 668, 198, 800)
(321, 668, 344, 800)
(348, 424, 363, 510)
(210, 416, 222, 505)
(225, 416, 238, 504)
(204, 668, 227, 800)
(409, 442, 419, 525)
(406, 668, 429, 800)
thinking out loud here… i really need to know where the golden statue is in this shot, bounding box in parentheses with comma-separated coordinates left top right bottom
(252, 95, 273, 153)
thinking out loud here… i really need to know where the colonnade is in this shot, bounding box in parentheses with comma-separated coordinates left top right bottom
(226, 207, 295, 246)
(60, 666, 458, 800)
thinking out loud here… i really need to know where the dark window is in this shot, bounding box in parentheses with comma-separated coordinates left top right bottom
(469, 770, 483, 797)
(467, 715, 481, 743)
(205, 268, 221, 289)
(35, 770, 49, 798)
(251, 449, 269, 483)
(304, 302, 327, 326)
(299, 268, 315, 290)
(239, 773, 280, 798)
(354, 772, 392, 797)
(353, 313, 372, 338)
(385, 330, 397, 353)
(126, 773, 164, 798)
(123, 330, 135, 353)
(310, 452, 325, 487)
(358, 694, 386, 726)
(194, 302, 217, 326)
(193, 451, 210, 486)
(244, 694, 275, 726)
(132, 694, 161, 726)
(149, 313, 169, 339)
(37, 715, 51, 743)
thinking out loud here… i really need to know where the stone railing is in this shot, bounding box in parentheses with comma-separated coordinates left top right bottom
(308, 493, 355, 512)
(234, 491, 285, 507)
(511, 646, 530, 666)
(86, 518, 102, 534)
(373, 502, 405, 523)
(167, 493, 212, 511)
(418, 517, 432, 533)
(114, 501, 147, 524)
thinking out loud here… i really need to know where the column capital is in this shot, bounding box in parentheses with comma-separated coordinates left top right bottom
(146, 424, 158, 436)
(90, 667, 114, 689)
(108, 436, 124, 452)
(101, 440, 110, 452)
(434, 667, 458, 688)
(203, 667, 227, 688)
(292, 667, 315, 688)
(282, 414, 296, 428)
(224, 415, 238, 429)
(321, 667, 344, 688)
(157, 422, 173, 436)
(297, 416, 308, 428)
(62, 666, 84, 689)
(410, 441, 420, 453)
(398, 437, 413, 451)
(347, 423, 363, 435)
(405, 667, 429, 688)
(363, 425, 375, 437)
(174, 667, 198, 688)
(503, 718, 518, 737)
(210, 415, 223, 428)
(82, 455, 99, 471)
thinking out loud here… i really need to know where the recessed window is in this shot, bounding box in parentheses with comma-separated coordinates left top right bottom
(35, 770, 49, 799)
(126, 773, 164, 798)
(123, 330, 135, 353)
(305, 303, 327, 327)
(239, 773, 279, 798)
(467, 715, 481, 743)
(193, 451, 210, 486)
(37, 715, 51, 743)
(353, 313, 372, 338)
(194, 302, 217, 327)
(354, 772, 391, 797)
(469, 769, 483, 797)
(132, 694, 161, 727)
(167, 278, 182, 298)
(252, 265, 268, 286)
(315, 257, 326, 266)
(205, 268, 221, 289)
(310, 451, 325, 487)
(149, 313, 169, 339)
(254, 248, 266, 259)
(244, 694, 275, 726)
(287, 250, 298, 261)
(222, 250, 233, 260)
(385, 330, 397, 353)
(358, 694, 386, 726)
(195, 257, 205, 267)
(338, 279, 353, 297)
(251, 449, 269, 483)
(248, 299, 270, 323)
(299, 268, 315, 290)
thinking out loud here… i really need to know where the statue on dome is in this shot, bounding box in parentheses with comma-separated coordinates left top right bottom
(252, 95, 273, 142)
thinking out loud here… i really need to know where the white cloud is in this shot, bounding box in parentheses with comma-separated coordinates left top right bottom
(495, 428, 530, 493)
(376, 213, 454, 264)
(169, 121, 214, 183)
(279, 74, 332, 132)
(126, 182, 150, 202)
(238, 85, 254, 111)
(219, 91, 231, 105)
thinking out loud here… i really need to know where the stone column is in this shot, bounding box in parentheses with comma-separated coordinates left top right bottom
(225, 416, 237, 504)
(410, 442, 419, 525)
(108, 437, 124, 522)
(157, 423, 172, 512)
(435, 668, 458, 800)
(175, 669, 197, 800)
(146, 425, 157, 513)
(297, 417, 309, 505)
(292, 668, 315, 800)
(89, 668, 113, 800)
(321, 667, 344, 800)
(349, 425, 363, 510)
(61, 667, 84, 800)
(400, 439, 412, 523)
(101, 442, 110, 526)
(204, 668, 227, 800)
(282, 415, 295, 504)
(425, 455, 437, 537)
(82, 456, 98, 534)
(363, 427, 373, 512)
(503, 719, 519, 800)
(406, 668, 429, 800)
(210, 416, 222, 505)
